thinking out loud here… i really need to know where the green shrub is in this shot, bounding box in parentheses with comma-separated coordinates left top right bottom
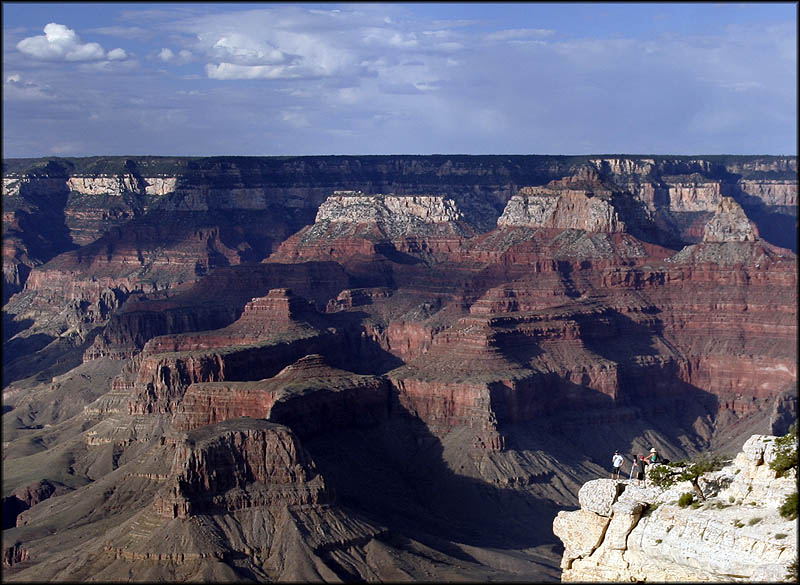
(748, 517, 762, 526)
(655, 539, 662, 544)
(775, 533, 788, 540)
(678, 492, 694, 507)
(779, 492, 798, 520)
(770, 422, 798, 478)
(732, 519, 745, 528)
(649, 454, 729, 501)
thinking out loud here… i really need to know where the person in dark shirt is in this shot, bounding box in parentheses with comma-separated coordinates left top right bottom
(634, 454, 647, 486)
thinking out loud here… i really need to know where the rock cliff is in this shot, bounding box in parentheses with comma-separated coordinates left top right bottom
(554, 434, 797, 582)
(703, 197, 759, 243)
(497, 187, 624, 233)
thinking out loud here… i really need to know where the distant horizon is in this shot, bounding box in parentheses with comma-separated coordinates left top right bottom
(4, 152, 798, 161)
(4, 3, 797, 158)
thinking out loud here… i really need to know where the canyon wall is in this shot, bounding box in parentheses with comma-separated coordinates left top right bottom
(2, 154, 796, 582)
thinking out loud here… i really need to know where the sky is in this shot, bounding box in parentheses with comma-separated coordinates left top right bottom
(2, 2, 797, 157)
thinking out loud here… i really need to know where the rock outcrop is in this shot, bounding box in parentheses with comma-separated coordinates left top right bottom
(153, 418, 330, 518)
(554, 434, 798, 582)
(497, 187, 624, 233)
(703, 197, 759, 243)
(172, 354, 391, 436)
(270, 191, 475, 264)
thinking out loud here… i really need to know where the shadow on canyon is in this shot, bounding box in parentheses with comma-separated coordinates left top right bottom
(726, 179, 798, 253)
(303, 400, 564, 556)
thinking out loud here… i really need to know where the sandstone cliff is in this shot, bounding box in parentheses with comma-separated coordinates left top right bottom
(554, 434, 797, 582)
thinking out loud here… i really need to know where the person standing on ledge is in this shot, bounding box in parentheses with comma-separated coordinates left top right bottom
(634, 455, 647, 486)
(612, 450, 624, 479)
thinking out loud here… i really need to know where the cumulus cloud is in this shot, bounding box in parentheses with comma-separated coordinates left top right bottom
(175, 7, 444, 82)
(211, 34, 289, 65)
(16, 23, 127, 62)
(205, 62, 324, 80)
(159, 47, 192, 63)
(107, 48, 127, 61)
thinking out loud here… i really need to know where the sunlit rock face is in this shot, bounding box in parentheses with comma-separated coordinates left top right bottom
(554, 434, 797, 582)
(702, 197, 759, 243)
(497, 188, 624, 233)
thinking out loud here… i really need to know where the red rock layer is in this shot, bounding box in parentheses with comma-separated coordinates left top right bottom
(173, 354, 390, 436)
(127, 333, 331, 415)
(153, 418, 329, 518)
(326, 287, 393, 312)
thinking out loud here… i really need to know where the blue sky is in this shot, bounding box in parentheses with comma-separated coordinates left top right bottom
(3, 2, 797, 157)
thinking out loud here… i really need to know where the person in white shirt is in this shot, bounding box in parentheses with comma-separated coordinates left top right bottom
(612, 450, 624, 479)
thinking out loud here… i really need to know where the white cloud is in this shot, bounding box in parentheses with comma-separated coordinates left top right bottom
(159, 47, 193, 64)
(78, 59, 139, 73)
(16, 23, 127, 62)
(3, 73, 54, 101)
(362, 28, 418, 48)
(211, 34, 288, 65)
(107, 48, 127, 61)
(172, 7, 450, 81)
(205, 62, 322, 80)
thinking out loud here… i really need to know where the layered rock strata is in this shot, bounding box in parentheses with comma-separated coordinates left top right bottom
(172, 354, 391, 436)
(553, 434, 797, 582)
(270, 192, 474, 264)
(702, 197, 759, 243)
(153, 418, 330, 518)
(2, 154, 797, 582)
(497, 188, 624, 233)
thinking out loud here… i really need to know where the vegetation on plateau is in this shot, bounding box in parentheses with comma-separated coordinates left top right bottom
(769, 422, 798, 478)
(770, 423, 798, 523)
(648, 454, 730, 501)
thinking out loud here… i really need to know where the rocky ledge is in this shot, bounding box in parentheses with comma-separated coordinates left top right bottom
(553, 434, 797, 582)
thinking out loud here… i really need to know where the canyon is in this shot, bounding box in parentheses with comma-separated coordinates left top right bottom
(2, 154, 797, 581)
